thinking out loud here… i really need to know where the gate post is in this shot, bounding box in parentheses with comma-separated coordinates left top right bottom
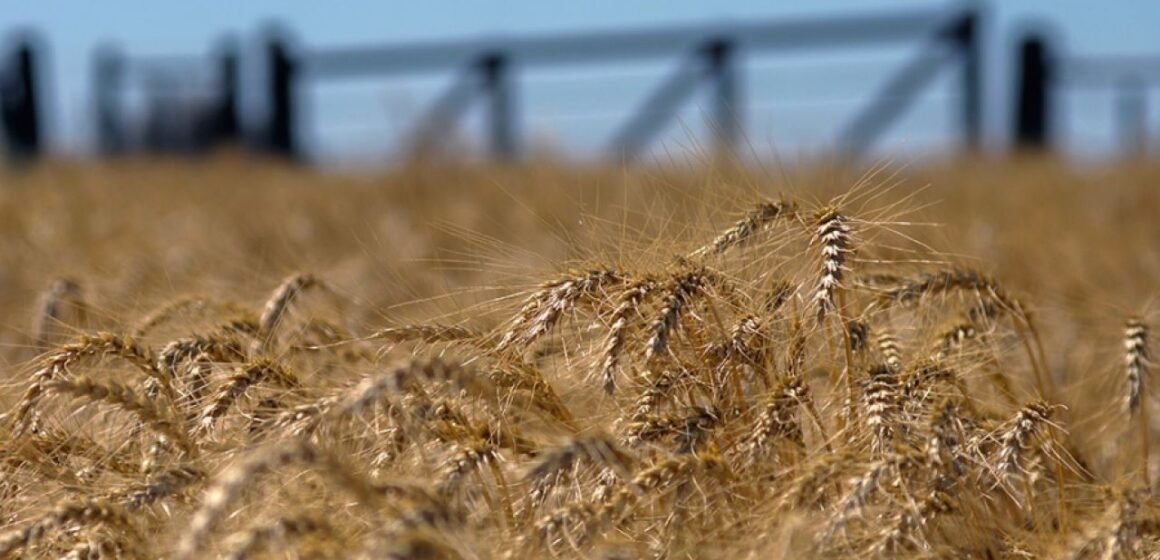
(266, 33, 297, 159)
(479, 52, 516, 161)
(705, 38, 741, 156)
(1, 37, 42, 161)
(1014, 34, 1053, 149)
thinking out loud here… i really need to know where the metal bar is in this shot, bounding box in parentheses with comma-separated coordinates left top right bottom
(215, 38, 240, 145)
(92, 43, 126, 155)
(1064, 55, 1160, 86)
(607, 52, 705, 159)
(405, 63, 482, 155)
(305, 7, 955, 78)
(1117, 76, 1147, 156)
(837, 48, 952, 159)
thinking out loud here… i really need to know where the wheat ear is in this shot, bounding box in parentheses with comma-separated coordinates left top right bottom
(252, 272, 328, 355)
(862, 364, 901, 455)
(740, 376, 809, 461)
(44, 376, 195, 455)
(0, 500, 130, 557)
(811, 207, 852, 324)
(222, 513, 335, 560)
(11, 333, 169, 437)
(598, 278, 657, 394)
(199, 359, 299, 431)
(646, 269, 712, 362)
(497, 268, 621, 352)
(32, 277, 85, 350)
(689, 198, 796, 258)
(527, 434, 635, 508)
(1125, 318, 1150, 486)
(117, 464, 206, 510)
(177, 440, 385, 560)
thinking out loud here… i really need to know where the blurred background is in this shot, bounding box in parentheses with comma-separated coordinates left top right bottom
(3, 0, 1160, 168)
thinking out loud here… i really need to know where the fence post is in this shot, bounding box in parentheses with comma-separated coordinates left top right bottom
(93, 43, 125, 156)
(1, 37, 42, 161)
(1014, 34, 1053, 149)
(479, 52, 515, 161)
(266, 34, 297, 159)
(215, 37, 240, 146)
(705, 38, 741, 156)
(950, 10, 981, 151)
(1116, 76, 1147, 156)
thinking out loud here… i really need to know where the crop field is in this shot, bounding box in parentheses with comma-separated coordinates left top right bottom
(0, 156, 1158, 558)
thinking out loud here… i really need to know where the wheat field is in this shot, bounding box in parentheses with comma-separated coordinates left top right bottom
(0, 155, 1158, 558)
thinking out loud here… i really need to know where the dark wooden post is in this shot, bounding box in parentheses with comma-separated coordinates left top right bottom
(215, 38, 240, 145)
(1, 38, 42, 161)
(479, 52, 515, 161)
(266, 34, 297, 159)
(1014, 34, 1053, 149)
(950, 11, 981, 151)
(705, 38, 741, 155)
(93, 43, 125, 156)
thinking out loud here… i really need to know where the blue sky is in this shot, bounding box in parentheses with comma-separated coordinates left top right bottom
(4, 1, 1160, 163)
